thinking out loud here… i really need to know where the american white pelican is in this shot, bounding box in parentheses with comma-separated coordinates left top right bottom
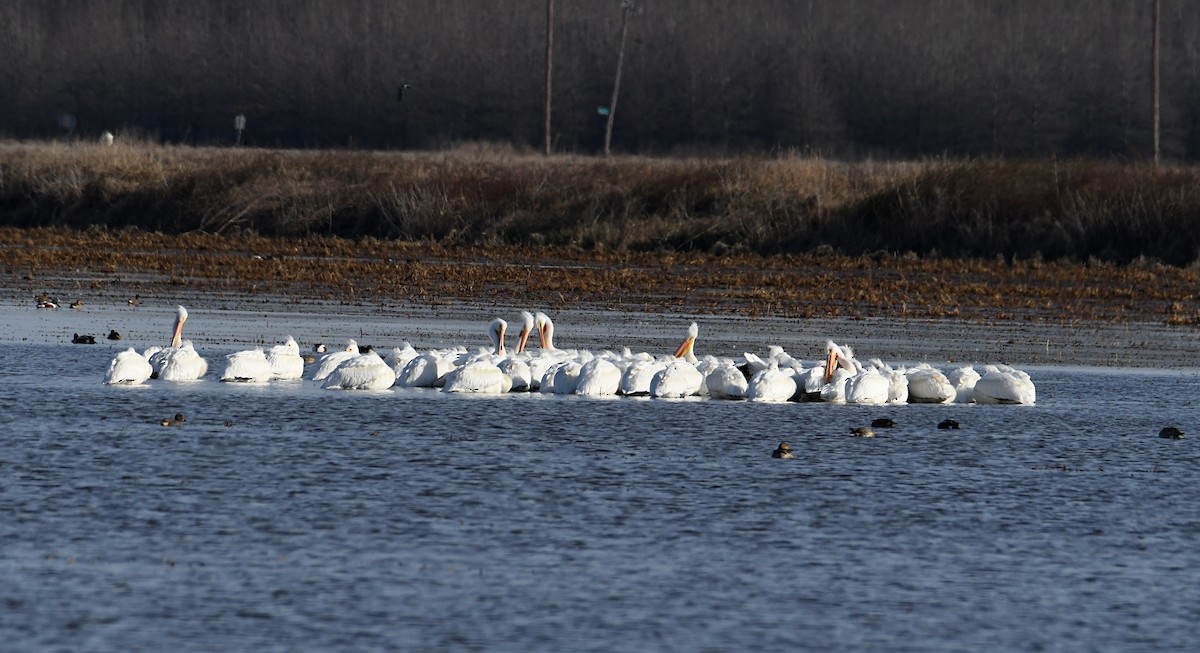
(311, 339, 360, 381)
(444, 319, 514, 394)
(103, 347, 153, 385)
(156, 340, 209, 381)
(905, 363, 955, 404)
(544, 360, 584, 394)
(745, 362, 797, 403)
(772, 442, 794, 459)
(516, 311, 535, 353)
(575, 357, 622, 396)
(705, 361, 749, 399)
(822, 342, 889, 405)
(384, 343, 419, 376)
(150, 306, 209, 381)
(867, 358, 909, 404)
(266, 337, 305, 380)
(947, 366, 980, 403)
(618, 357, 667, 396)
(221, 347, 273, 383)
(321, 351, 395, 390)
(972, 364, 1035, 405)
(396, 350, 460, 388)
(650, 361, 704, 398)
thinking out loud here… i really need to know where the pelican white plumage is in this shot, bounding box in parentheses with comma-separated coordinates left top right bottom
(649, 322, 705, 398)
(821, 343, 889, 405)
(265, 336, 305, 380)
(384, 343, 419, 376)
(973, 364, 1036, 404)
(618, 357, 667, 396)
(905, 363, 956, 404)
(149, 305, 208, 381)
(321, 351, 395, 390)
(444, 318, 513, 394)
(156, 340, 209, 381)
(221, 347, 273, 383)
(649, 361, 704, 398)
(948, 366, 980, 403)
(575, 357, 622, 396)
(705, 361, 749, 399)
(310, 340, 360, 381)
(103, 347, 153, 385)
(745, 361, 797, 402)
(867, 358, 909, 404)
(396, 350, 460, 388)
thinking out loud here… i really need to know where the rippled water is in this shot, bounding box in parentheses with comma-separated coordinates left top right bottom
(3, 340, 1199, 652)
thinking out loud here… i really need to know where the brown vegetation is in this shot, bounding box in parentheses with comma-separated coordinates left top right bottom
(5, 141, 1200, 266)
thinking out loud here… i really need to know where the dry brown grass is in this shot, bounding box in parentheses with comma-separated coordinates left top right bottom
(5, 140, 1200, 266)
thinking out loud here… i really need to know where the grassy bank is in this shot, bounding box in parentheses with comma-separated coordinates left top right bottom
(3, 141, 1200, 265)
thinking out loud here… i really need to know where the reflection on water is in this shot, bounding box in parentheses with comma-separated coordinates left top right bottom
(2, 343, 1199, 652)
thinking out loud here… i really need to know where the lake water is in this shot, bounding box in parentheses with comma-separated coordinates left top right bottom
(3, 312, 1200, 651)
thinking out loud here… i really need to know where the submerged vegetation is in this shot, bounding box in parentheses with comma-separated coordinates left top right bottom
(3, 141, 1200, 265)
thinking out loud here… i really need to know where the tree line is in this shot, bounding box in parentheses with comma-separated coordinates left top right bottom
(2, 0, 1198, 159)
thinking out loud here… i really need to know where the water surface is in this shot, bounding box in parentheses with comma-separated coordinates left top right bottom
(2, 337, 1199, 651)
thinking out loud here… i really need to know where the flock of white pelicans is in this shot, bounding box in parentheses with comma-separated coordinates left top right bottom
(102, 305, 1036, 405)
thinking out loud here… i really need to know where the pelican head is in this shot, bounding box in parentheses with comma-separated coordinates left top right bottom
(534, 312, 555, 350)
(170, 305, 189, 348)
(489, 318, 507, 355)
(673, 322, 699, 362)
(516, 311, 534, 353)
(823, 340, 851, 385)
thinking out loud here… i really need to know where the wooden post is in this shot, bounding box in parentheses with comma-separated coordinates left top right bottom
(544, 0, 555, 156)
(1152, 0, 1161, 165)
(604, 1, 633, 157)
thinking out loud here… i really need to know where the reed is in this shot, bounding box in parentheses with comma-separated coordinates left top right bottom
(4, 141, 1200, 265)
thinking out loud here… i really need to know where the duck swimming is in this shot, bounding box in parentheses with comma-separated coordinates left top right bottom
(772, 442, 794, 459)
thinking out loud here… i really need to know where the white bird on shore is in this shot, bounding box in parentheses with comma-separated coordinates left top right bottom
(746, 361, 797, 402)
(705, 361, 749, 399)
(444, 318, 513, 394)
(905, 363, 956, 404)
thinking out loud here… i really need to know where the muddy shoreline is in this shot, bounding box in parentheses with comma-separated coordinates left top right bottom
(6, 228, 1200, 368)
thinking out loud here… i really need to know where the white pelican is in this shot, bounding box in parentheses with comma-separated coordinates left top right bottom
(705, 361, 749, 399)
(948, 366, 980, 403)
(103, 347, 153, 385)
(575, 357, 622, 396)
(265, 337, 305, 380)
(905, 363, 956, 404)
(818, 341, 874, 403)
(221, 347, 272, 383)
(444, 319, 513, 394)
(321, 351, 395, 390)
(311, 340, 360, 381)
(745, 362, 797, 402)
(396, 350, 460, 388)
(618, 357, 666, 396)
(544, 360, 584, 394)
(649, 322, 705, 398)
(868, 358, 909, 404)
(149, 306, 209, 381)
(515, 311, 535, 353)
(384, 343, 419, 376)
(973, 364, 1036, 404)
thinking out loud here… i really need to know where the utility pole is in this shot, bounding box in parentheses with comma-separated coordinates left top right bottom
(1152, 0, 1161, 165)
(544, 0, 555, 156)
(604, 1, 634, 157)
